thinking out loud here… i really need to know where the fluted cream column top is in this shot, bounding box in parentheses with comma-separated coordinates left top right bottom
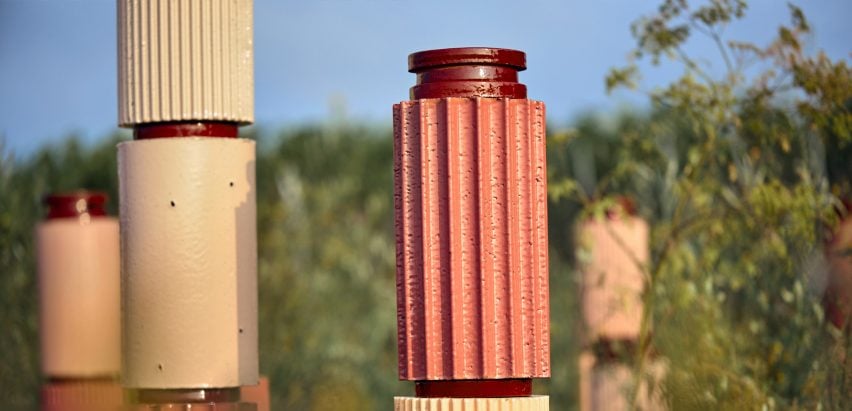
(118, 0, 254, 126)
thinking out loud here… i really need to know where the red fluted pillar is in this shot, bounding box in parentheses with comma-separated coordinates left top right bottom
(393, 47, 550, 410)
(37, 192, 123, 411)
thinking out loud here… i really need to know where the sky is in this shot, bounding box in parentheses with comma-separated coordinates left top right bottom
(0, 0, 850, 158)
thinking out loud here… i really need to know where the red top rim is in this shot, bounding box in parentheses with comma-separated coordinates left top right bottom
(44, 191, 108, 219)
(409, 47, 526, 73)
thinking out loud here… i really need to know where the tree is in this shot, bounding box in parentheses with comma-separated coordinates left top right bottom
(548, 0, 851, 408)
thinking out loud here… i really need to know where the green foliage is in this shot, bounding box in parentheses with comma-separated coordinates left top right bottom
(576, 1, 852, 409)
(254, 124, 404, 410)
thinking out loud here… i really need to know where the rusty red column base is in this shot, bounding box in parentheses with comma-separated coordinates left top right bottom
(415, 379, 532, 398)
(134, 121, 240, 140)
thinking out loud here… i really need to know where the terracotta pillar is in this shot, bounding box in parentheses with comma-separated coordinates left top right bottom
(577, 205, 664, 410)
(37, 192, 123, 411)
(578, 208, 647, 342)
(393, 47, 550, 410)
(116, 0, 265, 409)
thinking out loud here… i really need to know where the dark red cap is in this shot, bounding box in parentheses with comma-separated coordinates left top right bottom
(44, 192, 108, 220)
(408, 47, 527, 99)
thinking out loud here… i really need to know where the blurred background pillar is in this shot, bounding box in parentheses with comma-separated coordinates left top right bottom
(577, 202, 664, 410)
(826, 199, 852, 330)
(116, 0, 266, 409)
(393, 47, 550, 410)
(37, 192, 122, 411)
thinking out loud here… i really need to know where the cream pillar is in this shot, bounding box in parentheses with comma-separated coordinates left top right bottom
(117, 0, 260, 404)
(118, 138, 257, 388)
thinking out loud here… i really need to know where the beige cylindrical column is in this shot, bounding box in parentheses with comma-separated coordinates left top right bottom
(118, 137, 258, 389)
(37, 209, 120, 378)
(117, 0, 254, 126)
(394, 396, 549, 410)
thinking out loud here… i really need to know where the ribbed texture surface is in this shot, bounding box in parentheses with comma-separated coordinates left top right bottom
(118, 0, 254, 126)
(395, 396, 549, 411)
(126, 403, 256, 411)
(41, 381, 123, 411)
(394, 98, 550, 380)
(240, 377, 270, 411)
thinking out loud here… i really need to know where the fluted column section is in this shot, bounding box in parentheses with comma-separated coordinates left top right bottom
(118, 0, 254, 126)
(395, 396, 549, 411)
(394, 97, 550, 380)
(41, 381, 123, 411)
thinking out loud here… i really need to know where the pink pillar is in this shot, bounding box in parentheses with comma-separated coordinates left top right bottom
(394, 47, 550, 410)
(579, 209, 647, 342)
(577, 205, 665, 411)
(37, 192, 122, 411)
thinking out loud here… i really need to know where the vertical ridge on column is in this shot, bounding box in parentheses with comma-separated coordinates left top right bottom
(506, 99, 522, 376)
(477, 98, 497, 379)
(393, 104, 406, 379)
(438, 99, 454, 377)
(531, 101, 549, 376)
(513, 101, 534, 375)
(420, 100, 435, 378)
(535, 98, 551, 374)
(467, 100, 485, 379)
(447, 99, 464, 376)
(157, 0, 168, 118)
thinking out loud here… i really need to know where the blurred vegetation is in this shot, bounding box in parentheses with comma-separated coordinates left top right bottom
(567, 0, 851, 409)
(1, 1, 849, 410)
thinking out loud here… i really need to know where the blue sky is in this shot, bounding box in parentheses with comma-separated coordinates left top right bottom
(1, 0, 849, 157)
